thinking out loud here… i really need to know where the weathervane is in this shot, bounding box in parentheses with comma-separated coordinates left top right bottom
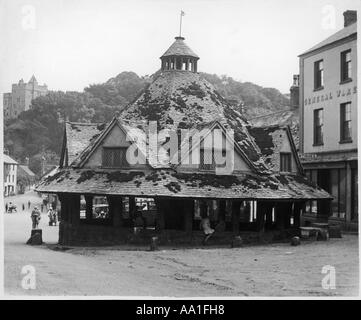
(179, 10, 185, 37)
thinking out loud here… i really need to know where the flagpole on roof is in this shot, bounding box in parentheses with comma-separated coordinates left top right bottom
(179, 10, 185, 37)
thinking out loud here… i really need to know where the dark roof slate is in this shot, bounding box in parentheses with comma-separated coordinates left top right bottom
(36, 168, 331, 200)
(65, 122, 107, 165)
(161, 37, 199, 58)
(300, 22, 357, 56)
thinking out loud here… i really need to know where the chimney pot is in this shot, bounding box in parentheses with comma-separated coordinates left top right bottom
(343, 10, 357, 27)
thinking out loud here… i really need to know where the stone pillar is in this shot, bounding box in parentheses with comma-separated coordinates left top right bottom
(194, 60, 198, 72)
(231, 200, 241, 234)
(85, 195, 93, 220)
(183, 199, 194, 233)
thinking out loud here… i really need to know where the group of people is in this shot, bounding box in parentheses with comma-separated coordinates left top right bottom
(5, 200, 32, 213)
(30, 206, 58, 229)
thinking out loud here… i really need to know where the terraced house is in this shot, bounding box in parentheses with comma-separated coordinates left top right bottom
(37, 34, 331, 245)
(299, 10, 358, 230)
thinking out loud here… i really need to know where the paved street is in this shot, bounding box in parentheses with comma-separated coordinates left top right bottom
(4, 191, 359, 297)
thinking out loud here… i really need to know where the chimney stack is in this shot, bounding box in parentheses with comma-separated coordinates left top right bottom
(343, 10, 357, 27)
(290, 75, 299, 110)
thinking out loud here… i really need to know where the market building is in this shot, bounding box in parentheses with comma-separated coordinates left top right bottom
(298, 10, 357, 230)
(36, 34, 331, 246)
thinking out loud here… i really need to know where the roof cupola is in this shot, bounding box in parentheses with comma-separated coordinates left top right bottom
(160, 36, 199, 72)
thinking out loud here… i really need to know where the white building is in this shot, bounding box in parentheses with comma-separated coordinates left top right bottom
(3, 154, 18, 196)
(298, 10, 357, 229)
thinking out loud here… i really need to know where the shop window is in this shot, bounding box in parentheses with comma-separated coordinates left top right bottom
(351, 168, 358, 221)
(339, 169, 347, 220)
(341, 49, 352, 82)
(314, 60, 324, 90)
(305, 170, 318, 215)
(330, 169, 339, 218)
(340, 102, 352, 142)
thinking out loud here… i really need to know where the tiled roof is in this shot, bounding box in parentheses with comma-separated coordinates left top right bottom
(248, 125, 283, 170)
(36, 168, 331, 200)
(121, 70, 269, 173)
(65, 122, 107, 165)
(18, 165, 36, 177)
(161, 37, 199, 58)
(300, 22, 357, 56)
(3, 154, 18, 164)
(248, 109, 299, 150)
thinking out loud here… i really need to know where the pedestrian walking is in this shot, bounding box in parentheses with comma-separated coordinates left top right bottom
(41, 203, 44, 213)
(22, 203, 25, 211)
(31, 207, 41, 229)
(28, 200, 31, 209)
(5, 203, 8, 213)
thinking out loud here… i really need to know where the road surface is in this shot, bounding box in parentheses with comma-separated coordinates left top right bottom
(4, 191, 359, 297)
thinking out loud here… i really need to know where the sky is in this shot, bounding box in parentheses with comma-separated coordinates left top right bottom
(0, 0, 359, 106)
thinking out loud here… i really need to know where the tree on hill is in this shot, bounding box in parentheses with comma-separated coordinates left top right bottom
(4, 71, 290, 175)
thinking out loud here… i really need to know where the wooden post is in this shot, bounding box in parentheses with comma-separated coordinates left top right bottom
(129, 196, 136, 227)
(231, 200, 241, 234)
(154, 198, 165, 232)
(257, 202, 274, 232)
(219, 200, 226, 222)
(85, 195, 93, 220)
(293, 202, 303, 228)
(70, 194, 80, 226)
(256, 201, 266, 232)
(216, 200, 227, 232)
(275, 202, 293, 230)
(107, 196, 123, 227)
(183, 199, 194, 233)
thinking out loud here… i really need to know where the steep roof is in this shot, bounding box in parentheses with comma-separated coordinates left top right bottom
(3, 154, 18, 165)
(121, 70, 269, 173)
(161, 37, 199, 58)
(65, 122, 107, 165)
(18, 165, 36, 177)
(248, 109, 299, 150)
(248, 125, 302, 173)
(299, 22, 357, 56)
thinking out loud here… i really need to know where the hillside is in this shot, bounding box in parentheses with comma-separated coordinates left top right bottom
(4, 71, 293, 175)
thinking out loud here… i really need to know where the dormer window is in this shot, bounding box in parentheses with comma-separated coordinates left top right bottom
(200, 148, 226, 170)
(280, 152, 292, 172)
(102, 147, 129, 168)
